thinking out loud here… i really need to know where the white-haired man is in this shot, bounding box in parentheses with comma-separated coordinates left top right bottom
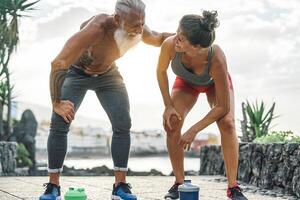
(39, 0, 173, 200)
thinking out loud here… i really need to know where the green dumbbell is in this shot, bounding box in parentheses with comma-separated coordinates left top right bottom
(64, 187, 87, 200)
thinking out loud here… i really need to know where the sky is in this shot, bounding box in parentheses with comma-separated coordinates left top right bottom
(9, 0, 300, 135)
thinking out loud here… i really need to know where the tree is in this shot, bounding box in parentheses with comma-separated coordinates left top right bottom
(0, 0, 39, 140)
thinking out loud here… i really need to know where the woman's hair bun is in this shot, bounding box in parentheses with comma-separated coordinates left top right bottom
(201, 10, 219, 32)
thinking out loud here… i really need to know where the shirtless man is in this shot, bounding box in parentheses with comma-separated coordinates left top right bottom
(39, 1, 172, 200)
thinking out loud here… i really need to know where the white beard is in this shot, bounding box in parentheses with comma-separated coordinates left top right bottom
(114, 25, 142, 56)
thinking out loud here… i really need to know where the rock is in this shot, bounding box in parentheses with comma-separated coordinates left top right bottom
(198, 143, 300, 198)
(12, 109, 38, 174)
(292, 167, 300, 198)
(199, 145, 224, 175)
(60, 165, 166, 177)
(147, 169, 164, 176)
(251, 145, 263, 177)
(266, 190, 277, 197)
(214, 178, 221, 182)
(290, 149, 300, 167)
(288, 197, 298, 200)
(15, 167, 29, 176)
(0, 142, 17, 174)
(184, 170, 198, 176)
(284, 143, 298, 155)
(238, 143, 253, 182)
(89, 165, 114, 175)
(273, 163, 285, 186)
(268, 143, 283, 163)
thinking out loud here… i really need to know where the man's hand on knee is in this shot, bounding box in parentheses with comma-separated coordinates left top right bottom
(53, 100, 75, 123)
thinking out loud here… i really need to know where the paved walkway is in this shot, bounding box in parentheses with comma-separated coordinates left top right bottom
(0, 176, 294, 200)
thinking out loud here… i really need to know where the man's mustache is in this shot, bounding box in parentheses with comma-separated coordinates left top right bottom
(128, 33, 140, 37)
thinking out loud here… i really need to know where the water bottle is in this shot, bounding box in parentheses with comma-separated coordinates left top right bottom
(178, 180, 199, 200)
(64, 187, 87, 200)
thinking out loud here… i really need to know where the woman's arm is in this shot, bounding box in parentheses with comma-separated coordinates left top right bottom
(180, 45, 230, 147)
(156, 37, 181, 129)
(156, 38, 173, 107)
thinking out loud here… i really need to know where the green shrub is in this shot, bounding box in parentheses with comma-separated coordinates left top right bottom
(16, 143, 33, 168)
(289, 135, 300, 143)
(254, 131, 300, 144)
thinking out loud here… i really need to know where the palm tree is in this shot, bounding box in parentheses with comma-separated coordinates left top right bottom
(0, 77, 10, 138)
(0, 0, 39, 140)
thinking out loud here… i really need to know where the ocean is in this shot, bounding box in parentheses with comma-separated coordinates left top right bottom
(55, 156, 200, 175)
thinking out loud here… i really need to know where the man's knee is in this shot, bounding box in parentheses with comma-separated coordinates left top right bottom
(50, 113, 70, 134)
(112, 115, 132, 135)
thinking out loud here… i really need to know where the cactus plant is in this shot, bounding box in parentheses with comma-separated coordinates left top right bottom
(240, 100, 277, 142)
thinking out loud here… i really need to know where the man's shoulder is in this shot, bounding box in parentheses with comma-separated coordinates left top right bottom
(93, 13, 110, 23)
(81, 14, 110, 30)
(91, 14, 109, 28)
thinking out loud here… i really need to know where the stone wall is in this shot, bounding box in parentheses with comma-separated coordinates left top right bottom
(0, 142, 17, 175)
(199, 143, 300, 198)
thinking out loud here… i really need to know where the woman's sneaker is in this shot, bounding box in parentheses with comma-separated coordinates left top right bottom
(39, 183, 61, 200)
(164, 183, 181, 199)
(111, 182, 137, 200)
(227, 185, 248, 200)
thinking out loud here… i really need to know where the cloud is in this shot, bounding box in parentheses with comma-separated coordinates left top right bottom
(36, 7, 94, 41)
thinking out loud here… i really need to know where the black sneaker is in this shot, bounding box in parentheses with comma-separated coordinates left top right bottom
(164, 183, 181, 199)
(112, 182, 137, 200)
(227, 186, 248, 200)
(39, 183, 61, 200)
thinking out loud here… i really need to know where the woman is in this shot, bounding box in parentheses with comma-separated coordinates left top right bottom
(156, 11, 248, 200)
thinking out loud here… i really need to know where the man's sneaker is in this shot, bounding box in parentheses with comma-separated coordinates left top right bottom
(227, 185, 248, 200)
(39, 183, 61, 200)
(111, 182, 137, 200)
(164, 183, 181, 199)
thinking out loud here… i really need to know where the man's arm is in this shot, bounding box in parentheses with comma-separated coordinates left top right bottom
(50, 18, 102, 105)
(142, 25, 174, 47)
(49, 16, 96, 107)
(50, 17, 103, 123)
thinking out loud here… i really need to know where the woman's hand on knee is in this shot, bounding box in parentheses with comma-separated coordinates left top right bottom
(179, 129, 197, 151)
(163, 106, 182, 132)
